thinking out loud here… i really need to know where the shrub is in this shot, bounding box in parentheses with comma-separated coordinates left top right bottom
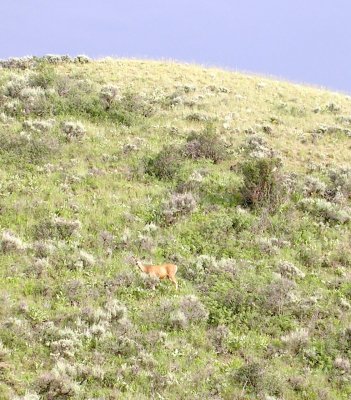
(182, 255, 237, 285)
(13, 392, 40, 400)
(30, 258, 50, 278)
(32, 241, 56, 258)
(183, 127, 226, 163)
(240, 156, 286, 210)
(81, 306, 109, 325)
(281, 328, 309, 354)
(75, 250, 95, 268)
(179, 295, 208, 323)
(101, 336, 138, 357)
(141, 273, 160, 290)
(234, 361, 265, 393)
(136, 233, 155, 252)
(288, 375, 308, 393)
(74, 55, 91, 63)
(277, 261, 305, 279)
(263, 278, 297, 315)
(256, 237, 280, 255)
(231, 206, 255, 232)
(3, 75, 29, 98)
(3, 99, 22, 116)
(100, 85, 120, 109)
(0, 340, 9, 360)
(327, 167, 351, 199)
(104, 299, 127, 321)
(52, 217, 81, 238)
(145, 145, 183, 180)
(176, 169, 207, 193)
(298, 198, 350, 224)
(181, 255, 216, 283)
(209, 325, 230, 354)
(19, 87, 48, 115)
(0, 128, 60, 164)
(109, 271, 136, 290)
(162, 192, 197, 224)
(64, 280, 85, 304)
(121, 92, 155, 117)
(42, 54, 71, 64)
(29, 63, 57, 89)
(0, 56, 36, 70)
(334, 357, 350, 373)
(61, 121, 86, 141)
(169, 310, 188, 330)
(99, 230, 115, 249)
(35, 217, 81, 240)
(243, 135, 275, 159)
(0, 112, 13, 123)
(50, 334, 81, 358)
(163, 91, 184, 107)
(303, 176, 327, 197)
(22, 119, 55, 133)
(37, 371, 80, 399)
(186, 112, 210, 122)
(1, 230, 26, 253)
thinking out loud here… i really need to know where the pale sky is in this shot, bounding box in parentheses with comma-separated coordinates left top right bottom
(0, 0, 350, 93)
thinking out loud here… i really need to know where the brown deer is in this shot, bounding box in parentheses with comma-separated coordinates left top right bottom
(132, 256, 178, 290)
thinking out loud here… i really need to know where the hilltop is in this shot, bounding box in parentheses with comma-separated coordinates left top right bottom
(0, 56, 351, 399)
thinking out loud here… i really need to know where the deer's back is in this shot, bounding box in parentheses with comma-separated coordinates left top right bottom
(144, 263, 177, 278)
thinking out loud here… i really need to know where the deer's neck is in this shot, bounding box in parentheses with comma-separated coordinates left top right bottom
(136, 260, 145, 272)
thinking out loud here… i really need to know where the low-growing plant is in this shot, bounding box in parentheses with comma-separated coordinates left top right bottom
(277, 260, 305, 279)
(298, 198, 350, 224)
(303, 175, 327, 197)
(179, 295, 209, 323)
(209, 324, 230, 354)
(327, 166, 351, 200)
(22, 118, 55, 133)
(61, 121, 86, 141)
(1, 230, 26, 253)
(262, 277, 297, 315)
(37, 370, 80, 399)
(34, 217, 81, 240)
(168, 310, 188, 330)
(281, 328, 309, 354)
(186, 112, 210, 122)
(0, 128, 60, 164)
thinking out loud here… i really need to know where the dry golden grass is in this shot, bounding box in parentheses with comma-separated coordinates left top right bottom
(55, 58, 351, 172)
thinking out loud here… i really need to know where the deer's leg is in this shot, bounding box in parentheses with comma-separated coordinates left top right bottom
(169, 275, 178, 290)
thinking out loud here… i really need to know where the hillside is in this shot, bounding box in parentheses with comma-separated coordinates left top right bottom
(0, 55, 351, 400)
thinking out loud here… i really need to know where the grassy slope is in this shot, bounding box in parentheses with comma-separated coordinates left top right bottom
(0, 58, 351, 399)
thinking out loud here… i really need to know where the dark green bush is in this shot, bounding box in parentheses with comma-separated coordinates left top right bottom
(240, 156, 286, 210)
(145, 145, 183, 180)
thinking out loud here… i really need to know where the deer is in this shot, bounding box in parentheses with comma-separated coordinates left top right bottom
(131, 256, 178, 290)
